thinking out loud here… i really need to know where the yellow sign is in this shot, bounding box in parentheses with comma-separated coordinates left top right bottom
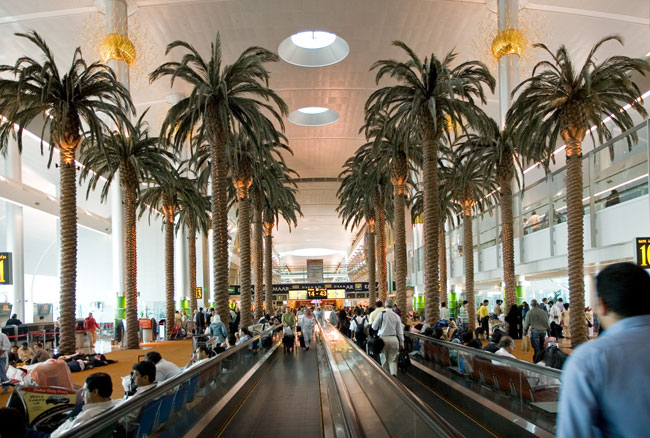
(636, 237, 650, 267)
(195, 287, 203, 299)
(0, 252, 12, 285)
(21, 386, 77, 426)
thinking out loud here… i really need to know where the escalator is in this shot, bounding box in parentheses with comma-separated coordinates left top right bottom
(216, 348, 322, 437)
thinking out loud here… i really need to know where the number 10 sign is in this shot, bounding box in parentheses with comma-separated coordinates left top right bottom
(635, 238, 650, 268)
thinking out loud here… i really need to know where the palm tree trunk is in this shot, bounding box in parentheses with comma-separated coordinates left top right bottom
(124, 182, 139, 349)
(393, 185, 408, 324)
(58, 144, 78, 355)
(237, 195, 252, 328)
(498, 167, 517, 309)
(376, 206, 388, 302)
(421, 112, 441, 325)
(252, 197, 264, 321)
(366, 222, 377, 306)
(164, 203, 175, 339)
(188, 222, 197, 324)
(263, 215, 274, 314)
(463, 205, 476, 331)
(207, 107, 230, 333)
(565, 140, 588, 347)
(439, 221, 447, 304)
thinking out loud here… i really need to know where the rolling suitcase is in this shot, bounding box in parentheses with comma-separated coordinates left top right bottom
(299, 334, 305, 348)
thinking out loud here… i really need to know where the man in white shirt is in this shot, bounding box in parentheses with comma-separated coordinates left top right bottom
(0, 331, 11, 392)
(493, 336, 517, 360)
(371, 299, 404, 376)
(144, 351, 181, 382)
(548, 300, 563, 338)
(524, 210, 542, 232)
(439, 302, 450, 321)
(121, 361, 157, 428)
(51, 373, 121, 437)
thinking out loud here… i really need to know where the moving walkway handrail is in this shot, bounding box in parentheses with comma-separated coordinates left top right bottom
(316, 320, 364, 438)
(321, 320, 463, 438)
(405, 331, 562, 379)
(58, 327, 277, 438)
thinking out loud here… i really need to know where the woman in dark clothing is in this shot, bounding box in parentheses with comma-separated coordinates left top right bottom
(505, 304, 520, 339)
(337, 309, 350, 337)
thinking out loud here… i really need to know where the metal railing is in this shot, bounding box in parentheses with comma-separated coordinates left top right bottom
(59, 326, 278, 438)
(320, 319, 463, 437)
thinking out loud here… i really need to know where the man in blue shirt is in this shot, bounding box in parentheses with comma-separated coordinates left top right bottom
(557, 262, 650, 437)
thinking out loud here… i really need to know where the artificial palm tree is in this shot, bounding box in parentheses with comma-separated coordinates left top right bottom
(411, 179, 461, 309)
(0, 31, 133, 354)
(176, 175, 210, 323)
(362, 112, 420, 322)
(230, 131, 293, 327)
(261, 166, 301, 313)
(442, 142, 498, 331)
(140, 167, 200, 339)
(367, 42, 495, 325)
(80, 110, 172, 349)
(251, 186, 264, 320)
(151, 33, 288, 334)
(508, 36, 650, 346)
(337, 157, 378, 305)
(468, 119, 520, 308)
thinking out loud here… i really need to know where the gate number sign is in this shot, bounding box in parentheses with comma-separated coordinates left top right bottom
(0, 253, 12, 285)
(635, 238, 650, 267)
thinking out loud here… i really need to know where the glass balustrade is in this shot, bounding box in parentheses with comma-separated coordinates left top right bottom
(59, 327, 281, 438)
(405, 332, 561, 435)
(434, 119, 650, 275)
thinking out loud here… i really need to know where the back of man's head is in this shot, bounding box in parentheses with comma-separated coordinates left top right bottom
(86, 372, 113, 399)
(376, 301, 383, 308)
(483, 300, 488, 305)
(531, 299, 538, 307)
(385, 299, 395, 308)
(596, 262, 650, 318)
(133, 360, 156, 384)
(144, 351, 162, 364)
(461, 332, 473, 343)
(498, 336, 515, 349)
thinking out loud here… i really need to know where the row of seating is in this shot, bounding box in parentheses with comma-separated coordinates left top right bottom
(420, 341, 558, 403)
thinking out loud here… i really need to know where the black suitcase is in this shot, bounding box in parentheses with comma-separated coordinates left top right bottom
(299, 334, 305, 348)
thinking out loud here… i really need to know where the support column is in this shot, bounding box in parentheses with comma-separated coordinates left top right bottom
(104, 0, 130, 304)
(496, 0, 521, 128)
(5, 138, 25, 320)
(202, 233, 211, 308)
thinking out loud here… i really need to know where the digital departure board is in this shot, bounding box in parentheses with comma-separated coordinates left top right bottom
(307, 288, 328, 298)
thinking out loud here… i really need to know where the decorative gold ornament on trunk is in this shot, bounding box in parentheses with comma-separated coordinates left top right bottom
(491, 28, 526, 59)
(100, 33, 136, 65)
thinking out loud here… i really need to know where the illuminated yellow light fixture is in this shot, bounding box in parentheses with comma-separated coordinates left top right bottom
(100, 33, 136, 65)
(491, 28, 526, 59)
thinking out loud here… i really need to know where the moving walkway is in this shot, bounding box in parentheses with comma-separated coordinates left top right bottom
(57, 321, 463, 438)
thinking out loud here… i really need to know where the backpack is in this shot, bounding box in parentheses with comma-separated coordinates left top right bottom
(354, 316, 368, 344)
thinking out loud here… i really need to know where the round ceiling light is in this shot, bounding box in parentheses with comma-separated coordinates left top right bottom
(288, 107, 339, 127)
(279, 30, 349, 67)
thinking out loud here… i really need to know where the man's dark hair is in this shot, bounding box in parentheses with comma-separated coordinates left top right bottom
(144, 351, 162, 364)
(197, 345, 210, 356)
(0, 407, 26, 437)
(133, 360, 156, 383)
(491, 329, 504, 344)
(496, 300, 503, 305)
(596, 262, 650, 317)
(483, 300, 489, 304)
(441, 302, 447, 307)
(86, 372, 113, 398)
(199, 307, 203, 312)
(227, 334, 237, 345)
(376, 301, 383, 308)
(461, 332, 474, 343)
(462, 300, 468, 305)
(11, 314, 17, 318)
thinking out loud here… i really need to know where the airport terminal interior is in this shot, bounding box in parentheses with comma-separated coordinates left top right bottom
(1, 0, 650, 437)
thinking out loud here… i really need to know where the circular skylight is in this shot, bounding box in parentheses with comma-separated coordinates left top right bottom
(279, 30, 350, 67)
(298, 106, 328, 115)
(288, 107, 339, 127)
(291, 31, 337, 49)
